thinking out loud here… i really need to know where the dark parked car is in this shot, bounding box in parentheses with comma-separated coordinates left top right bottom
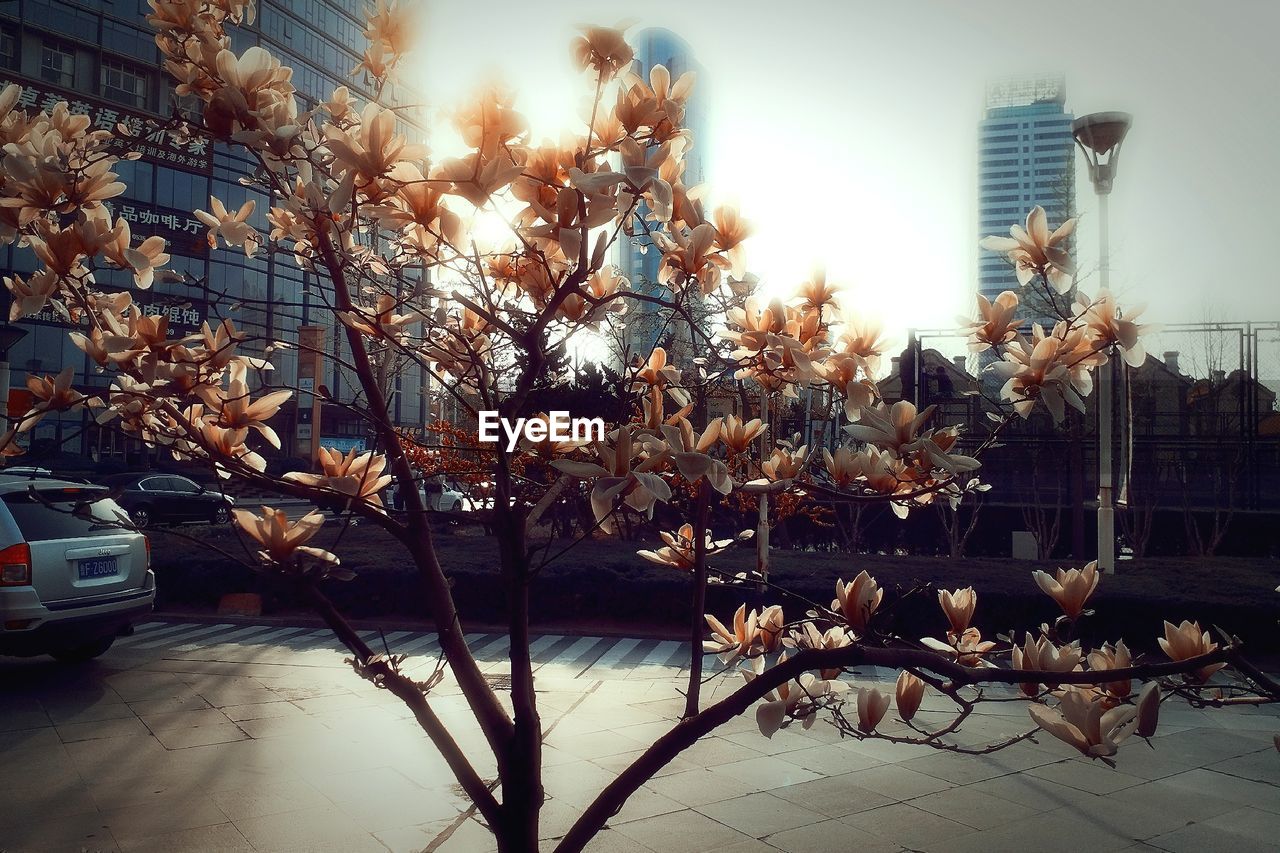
(98, 473, 235, 529)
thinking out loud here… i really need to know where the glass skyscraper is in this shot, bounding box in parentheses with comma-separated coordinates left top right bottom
(978, 76, 1075, 309)
(0, 0, 427, 465)
(615, 27, 708, 365)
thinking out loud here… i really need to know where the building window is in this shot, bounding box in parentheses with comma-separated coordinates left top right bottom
(40, 40, 75, 88)
(102, 58, 148, 108)
(0, 28, 16, 71)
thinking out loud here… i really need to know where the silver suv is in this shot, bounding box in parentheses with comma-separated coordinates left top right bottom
(0, 475, 154, 661)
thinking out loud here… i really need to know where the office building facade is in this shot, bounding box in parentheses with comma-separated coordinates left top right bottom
(616, 27, 708, 365)
(978, 76, 1075, 311)
(0, 0, 427, 465)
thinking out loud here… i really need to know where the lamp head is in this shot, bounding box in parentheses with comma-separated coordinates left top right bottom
(1073, 111, 1132, 195)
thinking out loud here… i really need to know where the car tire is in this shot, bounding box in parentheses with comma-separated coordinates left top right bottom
(447, 501, 460, 512)
(51, 634, 115, 663)
(132, 506, 152, 529)
(211, 505, 230, 525)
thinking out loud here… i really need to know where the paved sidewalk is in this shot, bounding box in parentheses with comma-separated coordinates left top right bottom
(2, 621, 1277, 852)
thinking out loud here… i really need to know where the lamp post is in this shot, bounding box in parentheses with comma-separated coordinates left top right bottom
(1072, 111, 1132, 574)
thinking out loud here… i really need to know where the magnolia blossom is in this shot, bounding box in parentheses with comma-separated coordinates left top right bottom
(1033, 562, 1100, 620)
(195, 196, 261, 256)
(637, 523, 750, 571)
(719, 414, 766, 455)
(787, 622, 852, 680)
(979, 205, 1076, 294)
(1012, 635, 1083, 697)
(922, 627, 997, 667)
(1157, 620, 1226, 682)
(938, 587, 976, 637)
(964, 290, 1021, 352)
(1075, 291, 1149, 368)
(704, 604, 784, 663)
(833, 571, 883, 634)
(551, 426, 671, 533)
(232, 506, 335, 568)
(1028, 686, 1137, 758)
(19, 367, 95, 432)
(1087, 640, 1134, 699)
(284, 446, 394, 509)
(855, 686, 892, 733)
(895, 671, 926, 722)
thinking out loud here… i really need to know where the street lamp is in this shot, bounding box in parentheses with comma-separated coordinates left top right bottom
(1072, 111, 1132, 574)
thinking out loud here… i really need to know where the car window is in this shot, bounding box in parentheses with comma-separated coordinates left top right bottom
(139, 477, 169, 491)
(169, 477, 200, 494)
(3, 490, 124, 541)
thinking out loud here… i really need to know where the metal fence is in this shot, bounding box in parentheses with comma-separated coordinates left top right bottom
(910, 321, 1280, 515)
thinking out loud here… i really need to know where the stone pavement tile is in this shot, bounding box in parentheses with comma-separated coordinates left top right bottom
(1147, 820, 1278, 853)
(0, 707, 51, 731)
(1203, 806, 1280, 845)
(766, 772, 896, 819)
(544, 759, 619, 808)
(611, 808, 761, 853)
(640, 768, 761, 808)
(840, 736, 939, 764)
(667, 735, 752, 768)
(126, 694, 213, 716)
(310, 766, 466, 832)
(907, 785, 1042, 829)
(88, 768, 207, 812)
(923, 806, 1135, 853)
(138, 707, 231, 731)
(209, 778, 332, 820)
(900, 743, 1057, 785)
(99, 796, 229, 845)
(115, 821, 254, 853)
(763, 818, 903, 853)
(1092, 743, 1200, 781)
(56, 715, 150, 743)
(612, 786, 686, 825)
(1025, 758, 1146, 794)
(41, 697, 134, 726)
(232, 805, 385, 853)
(965, 773, 1103, 812)
(63, 733, 172, 779)
(1148, 726, 1269, 766)
(544, 727, 652, 761)
(694, 791, 825, 839)
(718, 727, 822, 757)
(839, 802, 978, 850)
(1206, 748, 1280, 785)
(236, 712, 332, 739)
(1159, 767, 1280, 814)
(706, 754, 823, 792)
(220, 699, 306, 721)
(0, 774, 103, 829)
(837, 763, 955, 801)
(588, 747, 699, 778)
(776, 742, 886, 777)
(288, 691, 378, 714)
(0, 725, 64, 758)
(150, 721, 248, 749)
(0, 810, 121, 852)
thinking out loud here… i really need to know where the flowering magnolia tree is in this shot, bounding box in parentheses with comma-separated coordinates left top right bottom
(0, 2, 1276, 851)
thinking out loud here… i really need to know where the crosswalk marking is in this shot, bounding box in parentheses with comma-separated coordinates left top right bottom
(129, 623, 235, 650)
(109, 621, 700, 681)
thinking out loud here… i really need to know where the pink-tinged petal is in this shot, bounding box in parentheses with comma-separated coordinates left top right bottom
(1025, 205, 1049, 245)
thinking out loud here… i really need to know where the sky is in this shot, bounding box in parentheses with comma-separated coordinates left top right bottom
(408, 0, 1280, 354)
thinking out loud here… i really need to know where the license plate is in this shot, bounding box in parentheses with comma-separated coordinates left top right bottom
(78, 558, 118, 580)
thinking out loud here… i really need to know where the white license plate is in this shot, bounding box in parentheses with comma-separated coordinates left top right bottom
(78, 557, 119, 579)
